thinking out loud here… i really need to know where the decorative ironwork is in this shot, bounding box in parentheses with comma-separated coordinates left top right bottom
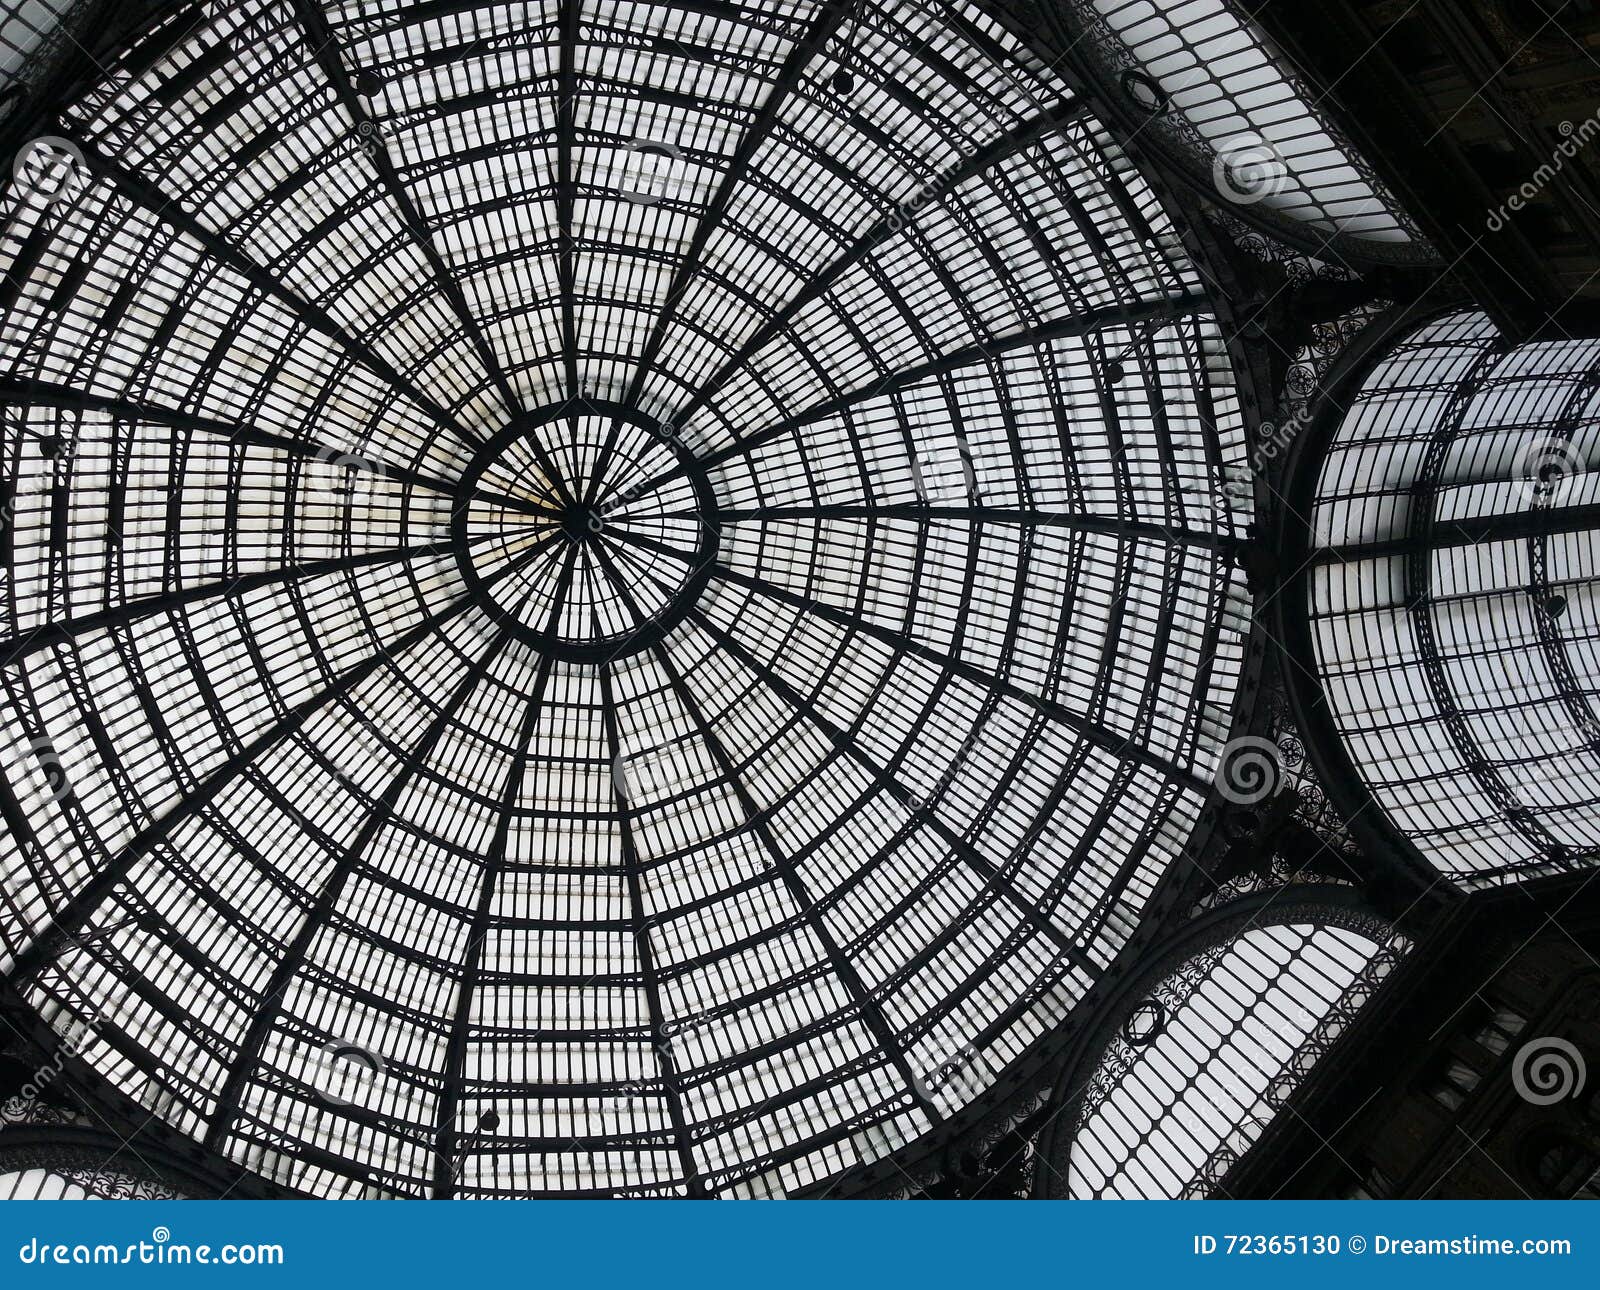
(1040, 0, 1433, 265)
(1038, 894, 1404, 1199)
(0, 0, 1257, 1199)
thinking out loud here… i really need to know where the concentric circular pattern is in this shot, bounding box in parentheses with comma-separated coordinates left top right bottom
(0, 1, 1251, 1197)
(454, 402, 718, 661)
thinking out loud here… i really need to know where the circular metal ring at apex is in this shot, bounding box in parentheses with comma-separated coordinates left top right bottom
(451, 398, 721, 663)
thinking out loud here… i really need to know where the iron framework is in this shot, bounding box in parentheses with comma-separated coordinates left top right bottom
(0, 0, 1260, 1197)
(1287, 308, 1600, 889)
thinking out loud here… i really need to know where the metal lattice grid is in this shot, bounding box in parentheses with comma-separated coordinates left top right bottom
(0, 0, 1252, 1197)
(1053, 0, 1428, 260)
(1304, 309, 1600, 888)
(1038, 900, 1404, 1199)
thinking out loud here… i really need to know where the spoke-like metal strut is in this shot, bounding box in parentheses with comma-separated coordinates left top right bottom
(586, 540, 944, 1126)
(609, 527, 1211, 794)
(0, 540, 458, 668)
(204, 622, 516, 1154)
(4, 542, 548, 985)
(617, 292, 1212, 508)
(70, 138, 482, 452)
(596, 651, 708, 1196)
(431, 549, 578, 1196)
(618, 1, 857, 412)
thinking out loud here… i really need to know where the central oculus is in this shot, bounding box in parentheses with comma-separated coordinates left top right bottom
(452, 399, 720, 662)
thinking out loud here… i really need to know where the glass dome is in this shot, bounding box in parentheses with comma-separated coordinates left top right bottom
(0, 0, 1250, 1196)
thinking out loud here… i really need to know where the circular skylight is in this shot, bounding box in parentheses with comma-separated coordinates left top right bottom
(451, 400, 719, 661)
(0, 0, 1251, 1197)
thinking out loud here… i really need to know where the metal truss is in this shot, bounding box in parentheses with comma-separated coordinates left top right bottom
(0, 0, 1260, 1198)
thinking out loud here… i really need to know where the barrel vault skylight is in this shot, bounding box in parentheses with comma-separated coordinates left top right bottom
(0, 0, 1251, 1197)
(1305, 310, 1600, 889)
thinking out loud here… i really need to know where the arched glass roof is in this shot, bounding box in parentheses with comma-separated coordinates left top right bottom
(0, 0, 1251, 1197)
(1053, 0, 1426, 259)
(1040, 901, 1403, 1199)
(1304, 309, 1600, 887)
(0, 0, 79, 95)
